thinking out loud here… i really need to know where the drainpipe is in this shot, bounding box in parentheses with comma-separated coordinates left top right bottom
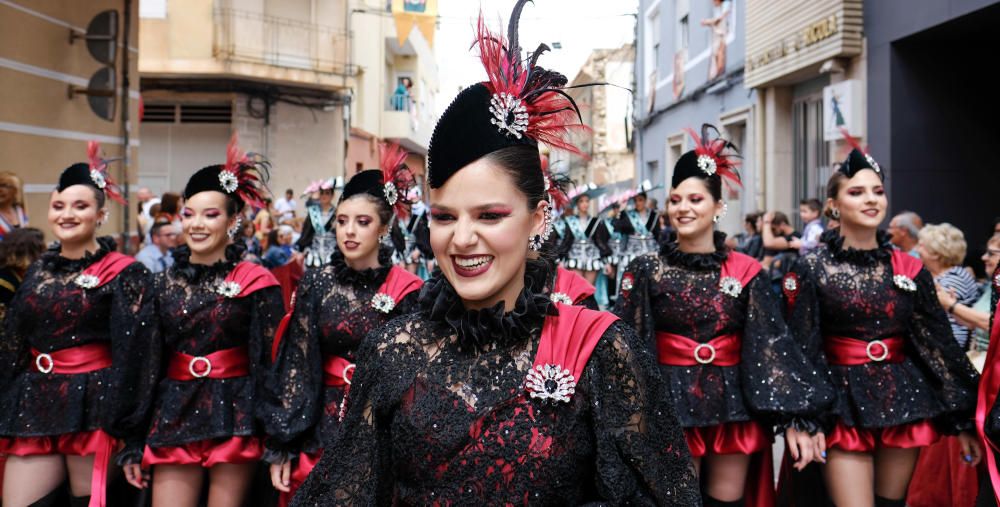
(120, 0, 132, 252)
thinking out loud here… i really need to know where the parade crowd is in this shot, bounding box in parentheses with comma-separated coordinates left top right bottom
(3, 3, 1000, 507)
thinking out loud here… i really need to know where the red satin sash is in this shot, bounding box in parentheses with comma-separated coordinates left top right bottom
(167, 346, 250, 380)
(824, 335, 905, 365)
(29, 343, 112, 374)
(656, 332, 741, 366)
(322, 355, 355, 387)
(379, 266, 423, 303)
(554, 266, 596, 304)
(891, 249, 924, 280)
(225, 261, 280, 298)
(529, 305, 619, 397)
(81, 251, 136, 289)
(976, 303, 1000, 503)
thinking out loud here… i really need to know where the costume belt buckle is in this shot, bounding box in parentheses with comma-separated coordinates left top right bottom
(866, 340, 890, 362)
(35, 353, 54, 374)
(342, 363, 356, 385)
(189, 356, 212, 378)
(694, 343, 717, 365)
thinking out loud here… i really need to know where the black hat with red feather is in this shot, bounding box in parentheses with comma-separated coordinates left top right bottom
(183, 133, 270, 212)
(57, 141, 126, 205)
(672, 124, 742, 193)
(340, 142, 416, 220)
(838, 128, 883, 180)
(427, 0, 586, 191)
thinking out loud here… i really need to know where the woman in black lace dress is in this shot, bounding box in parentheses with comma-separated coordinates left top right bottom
(118, 136, 284, 507)
(783, 132, 980, 507)
(291, 3, 699, 505)
(0, 144, 148, 507)
(262, 143, 423, 505)
(614, 126, 832, 507)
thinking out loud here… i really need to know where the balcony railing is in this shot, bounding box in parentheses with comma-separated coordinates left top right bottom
(212, 8, 356, 77)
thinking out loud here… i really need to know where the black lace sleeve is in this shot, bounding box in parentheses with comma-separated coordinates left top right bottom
(783, 257, 837, 430)
(613, 212, 635, 236)
(296, 216, 315, 252)
(413, 214, 433, 259)
(591, 218, 613, 260)
(612, 254, 658, 346)
(585, 320, 700, 505)
(907, 269, 979, 433)
(0, 263, 36, 388)
(104, 263, 154, 437)
(251, 284, 285, 396)
(260, 270, 324, 459)
(389, 219, 406, 257)
(113, 271, 164, 465)
(291, 319, 422, 506)
(741, 272, 834, 432)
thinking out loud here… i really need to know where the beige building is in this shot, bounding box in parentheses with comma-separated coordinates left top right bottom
(138, 0, 437, 200)
(1, 0, 141, 240)
(745, 0, 865, 217)
(564, 44, 636, 190)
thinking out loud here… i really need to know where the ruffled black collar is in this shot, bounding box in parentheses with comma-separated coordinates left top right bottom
(329, 247, 393, 287)
(821, 228, 893, 266)
(171, 243, 246, 282)
(659, 231, 729, 270)
(41, 236, 117, 272)
(417, 259, 557, 353)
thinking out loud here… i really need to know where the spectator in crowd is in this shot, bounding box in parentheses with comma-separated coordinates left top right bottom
(254, 197, 276, 239)
(0, 227, 44, 321)
(134, 221, 178, 274)
(888, 210, 923, 258)
(761, 211, 801, 293)
(734, 211, 763, 259)
(157, 192, 182, 228)
(238, 218, 262, 259)
(918, 222, 979, 349)
(391, 77, 413, 111)
(937, 232, 1000, 353)
(262, 225, 295, 268)
(798, 198, 824, 254)
(135, 187, 159, 241)
(274, 188, 297, 225)
(0, 171, 29, 241)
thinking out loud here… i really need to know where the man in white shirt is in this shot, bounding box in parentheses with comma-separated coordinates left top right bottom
(274, 188, 297, 225)
(135, 222, 178, 274)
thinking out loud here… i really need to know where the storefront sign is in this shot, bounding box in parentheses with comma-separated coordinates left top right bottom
(747, 15, 839, 72)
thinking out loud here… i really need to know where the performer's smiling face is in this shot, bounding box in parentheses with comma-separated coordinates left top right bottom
(668, 177, 723, 240)
(829, 169, 886, 231)
(428, 158, 547, 311)
(48, 185, 105, 246)
(336, 195, 388, 267)
(181, 191, 237, 261)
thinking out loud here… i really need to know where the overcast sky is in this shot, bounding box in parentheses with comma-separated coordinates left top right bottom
(433, 0, 639, 115)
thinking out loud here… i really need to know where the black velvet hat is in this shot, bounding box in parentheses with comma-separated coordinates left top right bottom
(183, 134, 270, 211)
(671, 124, 741, 191)
(838, 129, 883, 179)
(340, 143, 415, 219)
(57, 141, 125, 204)
(426, 0, 585, 190)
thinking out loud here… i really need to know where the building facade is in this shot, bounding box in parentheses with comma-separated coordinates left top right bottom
(137, 0, 437, 200)
(1, 0, 141, 240)
(634, 0, 757, 235)
(564, 44, 636, 192)
(866, 0, 1000, 269)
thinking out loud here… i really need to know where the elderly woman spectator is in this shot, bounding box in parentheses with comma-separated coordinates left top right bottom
(936, 232, 1000, 354)
(918, 222, 980, 348)
(0, 172, 29, 241)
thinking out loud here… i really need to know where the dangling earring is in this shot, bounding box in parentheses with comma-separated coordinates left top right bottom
(227, 215, 243, 239)
(528, 234, 543, 251)
(713, 202, 728, 224)
(831, 208, 841, 219)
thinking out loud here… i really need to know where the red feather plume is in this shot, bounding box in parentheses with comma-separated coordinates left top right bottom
(683, 125, 742, 191)
(379, 142, 416, 220)
(839, 127, 870, 156)
(222, 133, 270, 210)
(474, 4, 589, 157)
(85, 141, 126, 205)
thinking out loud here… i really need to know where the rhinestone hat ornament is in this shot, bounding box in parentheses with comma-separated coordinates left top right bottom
(719, 276, 743, 298)
(550, 292, 573, 305)
(696, 155, 717, 176)
(838, 128, 885, 180)
(893, 275, 917, 293)
(379, 142, 416, 221)
(489, 92, 530, 139)
(525, 364, 576, 403)
(383, 182, 398, 206)
(216, 281, 242, 298)
(89, 169, 107, 189)
(371, 293, 396, 314)
(865, 154, 881, 174)
(74, 274, 100, 289)
(218, 171, 239, 193)
(82, 141, 126, 205)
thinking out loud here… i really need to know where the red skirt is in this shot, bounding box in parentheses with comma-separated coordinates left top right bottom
(0, 430, 110, 457)
(278, 450, 323, 507)
(827, 419, 940, 452)
(143, 436, 263, 468)
(684, 420, 770, 458)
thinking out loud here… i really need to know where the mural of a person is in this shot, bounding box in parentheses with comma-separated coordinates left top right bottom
(701, 0, 732, 81)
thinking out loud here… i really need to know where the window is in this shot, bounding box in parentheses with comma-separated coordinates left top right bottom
(644, 7, 661, 96)
(676, 0, 690, 50)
